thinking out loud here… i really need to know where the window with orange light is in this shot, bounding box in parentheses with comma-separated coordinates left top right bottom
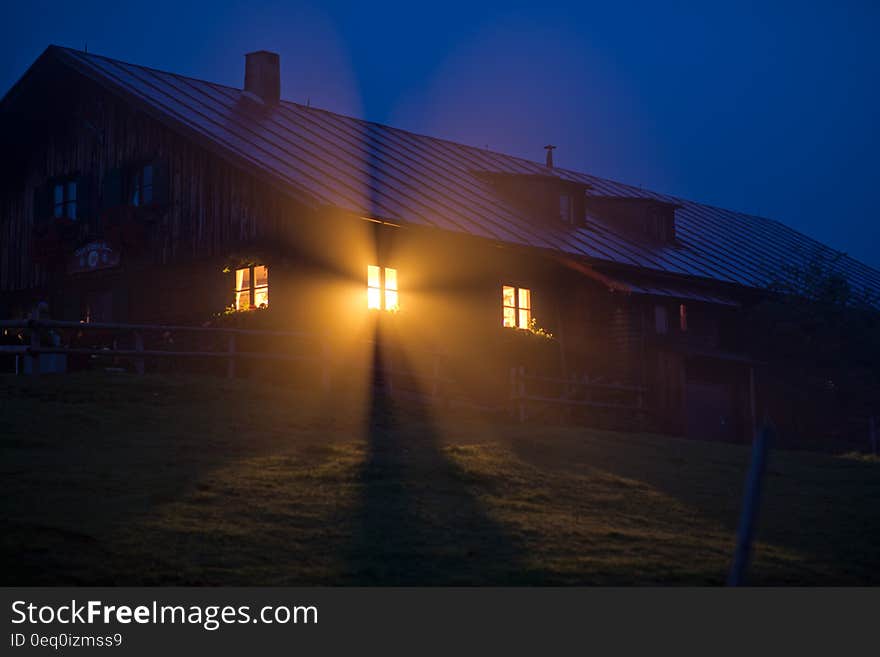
(502, 285, 531, 329)
(368, 265, 399, 311)
(234, 265, 269, 310)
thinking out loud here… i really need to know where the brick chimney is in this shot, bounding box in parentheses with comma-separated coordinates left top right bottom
(244, 51, 280, 104)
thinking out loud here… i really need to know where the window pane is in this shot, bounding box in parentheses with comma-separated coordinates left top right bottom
(367, 265, 381, 288)
(655, 305, 668, 334)
(235, 267, 250, 292)
(384, 267, 397, 291)
(367, 286, 381, 309)
(502, 285, 515, 308)
(143, 165, 153, 187)
(67, 181, 77, 201)
(66, 201, 77, 219)
(385, 290, 399, 311)
(254, 265, 268, 287)
(235, 290, 251, 311)
(503, 306, 516, 328)
(518, 288, 531, 310)
(53, 203, 63, 218)
(518, 308, 531, 330)
(254, 286, 269, 309)
(54, 184, 64, 205)
(559, 194, 571, 222)
(142, 185, 152, 205)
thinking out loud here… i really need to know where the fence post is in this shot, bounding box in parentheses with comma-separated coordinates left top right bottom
(319, 340, 332, 392)
(133, 331, 145, 375)
(517, 366, 526, 423)
(28, 318, 40, 376)
(509, 367, 516, 419)
(226, 333, 236, 379)
(386, 348, 394, 398)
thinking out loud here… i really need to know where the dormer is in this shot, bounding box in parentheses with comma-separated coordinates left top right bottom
(476, 171, 591, 227)
(584, 195, 680, 245)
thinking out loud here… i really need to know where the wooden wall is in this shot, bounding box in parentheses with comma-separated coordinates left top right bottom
(0, 62, 755, 438)
(0, 68, 310, 305)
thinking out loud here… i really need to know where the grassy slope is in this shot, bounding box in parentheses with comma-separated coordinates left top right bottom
(1, 373, 878, 585)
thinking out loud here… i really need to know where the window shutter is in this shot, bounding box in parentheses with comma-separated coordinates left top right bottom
(32, 183, 49, 226)
(75, 174, 95, 222)
(151, 159, 170, 206)
(102, 167, 124, 209)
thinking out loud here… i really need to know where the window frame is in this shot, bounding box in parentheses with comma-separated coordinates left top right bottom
(654, 304, 669, 335)
(502, 284, 532, 329)
(234, 264, 269, 311)
(130, 163, 154, 207)
(52, 179, 78, 220)
(367, 265, 399, 312)
(559, 192, 574, 224)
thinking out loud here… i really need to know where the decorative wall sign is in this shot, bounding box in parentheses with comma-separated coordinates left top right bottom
(68, 241, 120, 273)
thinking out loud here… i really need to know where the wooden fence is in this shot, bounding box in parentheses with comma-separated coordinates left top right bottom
(2, 319, 656, 425)
(0, 318, 453, 402)
(509, 366, 649, 425)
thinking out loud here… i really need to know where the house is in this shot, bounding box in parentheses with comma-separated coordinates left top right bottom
(2, 46, 879, 441)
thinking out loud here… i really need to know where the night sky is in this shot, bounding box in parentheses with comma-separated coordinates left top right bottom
(3, 1, 878, 268)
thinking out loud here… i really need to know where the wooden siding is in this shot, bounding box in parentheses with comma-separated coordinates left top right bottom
(0, 70, 309, 296)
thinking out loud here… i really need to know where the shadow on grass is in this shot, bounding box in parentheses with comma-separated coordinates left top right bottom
(342, 343, 533, 585)
(508, 428, 880, 584)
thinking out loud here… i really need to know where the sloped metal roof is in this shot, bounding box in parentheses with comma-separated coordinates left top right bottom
(41, 47, 880, 297)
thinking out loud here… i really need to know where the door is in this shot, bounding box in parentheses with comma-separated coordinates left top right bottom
(685, 380, 738, 442)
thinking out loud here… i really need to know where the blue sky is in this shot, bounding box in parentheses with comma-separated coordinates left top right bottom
(3, 0, 879, 267)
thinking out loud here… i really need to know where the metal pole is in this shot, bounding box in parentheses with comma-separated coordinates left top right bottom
(728, 424, 773, 586)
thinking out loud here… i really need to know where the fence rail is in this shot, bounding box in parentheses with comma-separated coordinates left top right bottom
(509, 366, 648, 424)
(1, 318, 453, 402)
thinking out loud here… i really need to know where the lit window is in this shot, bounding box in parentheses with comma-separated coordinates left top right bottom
(502, 285, 531, 329)
(53, 180, 77, 219)
(368, 265, 399, 311)
(131, 164, 154, 206)
(234, 265, 269, 310)
(679, 304, 688, 332)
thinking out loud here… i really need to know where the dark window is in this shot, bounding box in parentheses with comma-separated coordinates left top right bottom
(82, 290, 113, 323)
(131, 164, 154, 207)
(654, 304, 668, 335)
(559, 193, 573, 224)
(53, 180, 77, 219)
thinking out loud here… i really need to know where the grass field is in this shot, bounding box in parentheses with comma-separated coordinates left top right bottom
(2, 372, 879, 585)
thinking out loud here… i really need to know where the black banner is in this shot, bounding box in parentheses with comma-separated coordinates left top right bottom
(2, 587, 877, 655)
